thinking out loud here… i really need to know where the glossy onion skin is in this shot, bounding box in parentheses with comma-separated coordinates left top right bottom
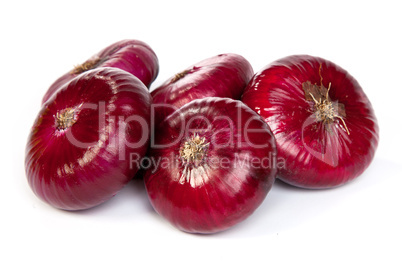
(42, 39, 159, 104)
(241, 55, 379, 189)
(150, 53, 254, 125)
(26, 68, 151, 210)
(144, 97, 277, 233)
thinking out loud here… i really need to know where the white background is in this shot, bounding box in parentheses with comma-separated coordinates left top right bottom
(3, 0, 402, 267)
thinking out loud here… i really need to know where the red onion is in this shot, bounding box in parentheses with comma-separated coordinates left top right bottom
(144, 97, 277, 233)
(241, 55, 379, 189)
(26, 67, 151, 210)
(42, 39, 159, 104)
(150, 53, 253, 125)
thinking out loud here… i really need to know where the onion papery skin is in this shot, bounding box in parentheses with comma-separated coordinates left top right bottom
(150, 53, 254, 125)
(42, 39, 159, 104)
(26, 67, 151, 210)
(144, 97, 277, 234)
(241, 55, 379, 189)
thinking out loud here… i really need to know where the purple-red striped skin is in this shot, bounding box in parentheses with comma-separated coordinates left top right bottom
(144, 97, 277, 233)
(26, 68, 151, 210)
(241, 55, 379, 189)
(41, 39, 158, 104)
(150, 53, 254, 126)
